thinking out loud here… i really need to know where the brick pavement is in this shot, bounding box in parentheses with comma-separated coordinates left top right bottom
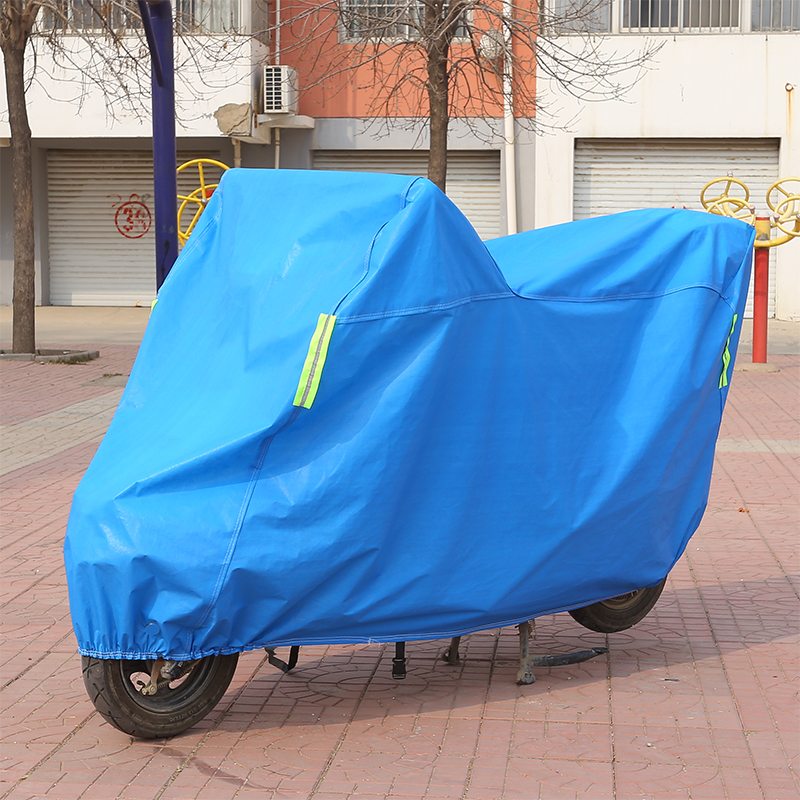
(1, 343, 797, 800)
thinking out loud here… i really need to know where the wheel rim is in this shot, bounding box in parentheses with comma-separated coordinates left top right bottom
(117, 658, 220, 714)
(599, 589, 645, 610)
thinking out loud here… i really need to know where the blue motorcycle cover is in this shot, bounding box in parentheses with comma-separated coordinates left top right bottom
(64, 169, 755, 660)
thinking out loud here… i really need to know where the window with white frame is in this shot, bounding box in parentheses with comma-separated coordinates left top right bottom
(549, 0, 798, 31)
(621, 0, 740, 31)
(39, 0, 244, 34)
(175, 0, 241, 32)
(40, 0, 142, 32)
(546, 0, 611, 32)
(752, 0, 798, 29)
(340, 0, 470, 41)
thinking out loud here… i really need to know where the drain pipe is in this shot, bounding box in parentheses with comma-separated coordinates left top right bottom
(275, 0, 280, 64)
(273, 0, 281, 169)
(503, 0, 517, 235)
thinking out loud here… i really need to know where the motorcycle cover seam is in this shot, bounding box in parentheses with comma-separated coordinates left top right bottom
(336, 284, 729, 324)
(333, 177, 421, 316)
(189, 408, 301, 634)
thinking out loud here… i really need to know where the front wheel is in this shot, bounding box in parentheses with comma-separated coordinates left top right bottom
(82, 653, 239, 739)
(568, 577, 668, 633)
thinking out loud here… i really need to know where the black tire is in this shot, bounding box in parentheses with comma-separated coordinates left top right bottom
(82, 653, 239, 739)
(568, 577, 668, 633)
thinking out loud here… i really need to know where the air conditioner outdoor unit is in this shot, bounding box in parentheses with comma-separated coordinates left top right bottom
(262, 65, 298, 115)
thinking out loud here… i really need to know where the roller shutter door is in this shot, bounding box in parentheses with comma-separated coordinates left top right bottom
(574, 138, 780, 317)
(47, 150, 223, 306)
(313, 150, 502, 240)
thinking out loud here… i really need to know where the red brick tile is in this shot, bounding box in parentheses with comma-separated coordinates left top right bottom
(2, 341, 798, 800)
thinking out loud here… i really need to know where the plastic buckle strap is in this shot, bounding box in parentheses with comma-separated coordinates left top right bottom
(265, 645, 300, 673)
(392, 641, 407, 680)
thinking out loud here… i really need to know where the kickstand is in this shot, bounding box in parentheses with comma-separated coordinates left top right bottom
(265, 645, 300, 673)
(517, 621, 608, 685)
(442, 636, 462, 665)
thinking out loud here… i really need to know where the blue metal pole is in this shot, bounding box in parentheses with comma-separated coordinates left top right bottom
(138, 0, 178, 290)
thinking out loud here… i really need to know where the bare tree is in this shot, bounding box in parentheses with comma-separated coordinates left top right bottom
(278, 0, 660, 191)
(2, 1, 41, 353)
(0, 0, 250, 353)
(0, 1, 148, 352)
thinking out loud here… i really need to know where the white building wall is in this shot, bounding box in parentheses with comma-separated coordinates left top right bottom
(0, 37, 258, 141)
(535, 34, 800, 320)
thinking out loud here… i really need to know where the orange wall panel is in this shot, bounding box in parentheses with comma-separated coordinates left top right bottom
(277, 0, 529, 120)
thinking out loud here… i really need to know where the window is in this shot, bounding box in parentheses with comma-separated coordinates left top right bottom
(39, 0, 243, 34)
(752, 0, 799, 29)
(340, 0, 469, 41)
(175, 0, 240, 33)
(547, 0, 611, 32)
(622, 0, 740, 31)
(549, 0, 798, 31)
(341, 0, 417, 39)
(40, 0, 142, 32)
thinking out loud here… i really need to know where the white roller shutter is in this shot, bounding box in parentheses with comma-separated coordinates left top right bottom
(573, 138, 780, 318)
(47, 150, 224, 306)
(313, 150, 502, 240)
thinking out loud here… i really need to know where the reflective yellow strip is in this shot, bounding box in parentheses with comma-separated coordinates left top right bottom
(719, 313, 738, 389)
(293, 314, 336, 409)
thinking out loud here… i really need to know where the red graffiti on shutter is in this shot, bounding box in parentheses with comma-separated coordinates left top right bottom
(114, 195, 152, 239)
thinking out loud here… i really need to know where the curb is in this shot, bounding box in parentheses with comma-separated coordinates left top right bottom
(0, 349, 100, 364)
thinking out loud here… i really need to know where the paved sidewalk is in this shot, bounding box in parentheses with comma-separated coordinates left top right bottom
(1, 319, 798, 799)
(0, 307, 152, 349)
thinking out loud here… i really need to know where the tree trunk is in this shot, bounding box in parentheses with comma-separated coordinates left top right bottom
(426, 37, 450, 193)
(2, 31, 36, 354)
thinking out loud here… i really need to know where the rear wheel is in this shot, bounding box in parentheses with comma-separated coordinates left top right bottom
(568, 577, 668, 633)
(82, 653, 239, 739)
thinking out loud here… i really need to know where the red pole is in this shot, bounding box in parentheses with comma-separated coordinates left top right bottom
(752, 218, 770, 363)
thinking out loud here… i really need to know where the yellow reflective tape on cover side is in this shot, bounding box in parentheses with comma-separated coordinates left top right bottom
(719, 313, 738, 389)
(293, 314, 337, 409)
